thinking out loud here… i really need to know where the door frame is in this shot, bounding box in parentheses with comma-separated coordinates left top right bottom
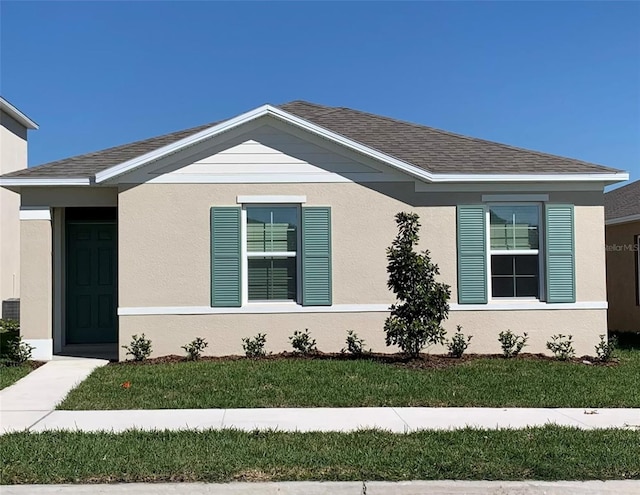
(52, 207, 119, 353)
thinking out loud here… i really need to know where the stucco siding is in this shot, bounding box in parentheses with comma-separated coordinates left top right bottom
(119, 309, 606, 360)
(0, 112, 28, 300)
(606, 220, 640, 331)
(20, 219, 52, 340)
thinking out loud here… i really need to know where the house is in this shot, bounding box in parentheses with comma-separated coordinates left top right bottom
(0, 97, 38, 317)
(0, 101, 628, 360)
(605, 180, 640, 332)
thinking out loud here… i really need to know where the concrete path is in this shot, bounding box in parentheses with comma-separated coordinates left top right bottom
(3, 406, 639, 434)
(3, 481, 640, 494)
(0, 356, 109, 433)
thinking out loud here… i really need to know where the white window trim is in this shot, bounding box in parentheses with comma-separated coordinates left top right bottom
(241, 204, 302, 305)
(486, 203, 544, 302)
(237, 195, 307, 204)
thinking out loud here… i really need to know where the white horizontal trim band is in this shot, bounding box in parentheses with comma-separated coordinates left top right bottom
(237, 195, 307, 204)
(119, 304, 391, 315)
(19, 207, 51, 220)
(606, 214, 640, 226)
(118, 301, 608, 316)
(22, 338, 53, 361)
(482, 194, 549, 202)
(452, 301, 608, 311)
(0, 178, 91, 186)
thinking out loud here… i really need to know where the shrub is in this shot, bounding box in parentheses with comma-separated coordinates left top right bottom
(546, 334, 575, 361)
(122, 334, 152, 361)
(446, 325, 472, 358)
(0, 319, 20, 333)
(342, 330, 369, 356)
(498, 330, 529, 358)
(242, 333, 267, 358)
(4, 336, 34, 365)
(594, 334, 617, 362)
(289, 329, 317, 355)
(182, 337, 208, 360)
(384, 212, 451, 357)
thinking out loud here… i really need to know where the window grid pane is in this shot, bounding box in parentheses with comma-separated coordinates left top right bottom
(247, 207, 298, 253)
(490, 205, 539, 250)
(248, 257, 297, 301)
(491, 254, 539, 298)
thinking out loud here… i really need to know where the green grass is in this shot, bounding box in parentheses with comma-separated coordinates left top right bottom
(0, 364, 32, 390)
(1, 427, 638, 484)
(58, 350, 640, 409)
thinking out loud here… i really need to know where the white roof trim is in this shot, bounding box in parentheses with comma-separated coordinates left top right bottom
(0, 177, 91, 186)
(606, 213, 640, 226)
(0, 97, 39, 130)
(93, 104, 628, 185)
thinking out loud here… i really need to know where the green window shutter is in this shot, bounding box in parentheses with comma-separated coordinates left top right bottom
(210, 207, 241, 307)
(545, 204, 575, 303)
(457, 205, 488, 304)
(301, 207, 332, 306)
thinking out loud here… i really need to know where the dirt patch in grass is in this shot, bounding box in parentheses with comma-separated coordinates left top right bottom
(113, 351, 617, 369)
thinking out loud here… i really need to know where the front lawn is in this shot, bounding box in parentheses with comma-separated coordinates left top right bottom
(0, 364, 32, 390)
(1, 427, 638, 484)
(58, 350, 640, 409)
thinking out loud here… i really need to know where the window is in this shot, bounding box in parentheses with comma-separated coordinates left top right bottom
(246, 206, 298, 302)
(211, 205, 332, 308)
(488, 205, 541, 299)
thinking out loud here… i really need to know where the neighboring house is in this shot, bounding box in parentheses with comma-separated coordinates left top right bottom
(0, 97, 38, 314)
(605, 180, 640, 332)
(0, 101, 628, 360)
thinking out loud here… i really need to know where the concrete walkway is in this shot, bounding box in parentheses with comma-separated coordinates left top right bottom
(0, 356, 109, 432)
(1, 358, 638, 434)
(3, 481, 640, 494)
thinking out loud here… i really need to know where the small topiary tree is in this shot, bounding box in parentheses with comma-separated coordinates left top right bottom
(384, 212, 451, 357)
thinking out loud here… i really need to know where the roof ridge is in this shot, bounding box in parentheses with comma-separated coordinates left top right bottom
(332, 105, 615, 171)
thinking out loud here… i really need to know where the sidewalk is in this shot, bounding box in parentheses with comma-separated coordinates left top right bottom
(3, 481, 640, 495)
(1, 358, 639, 434)
(0, 356, 109, 432)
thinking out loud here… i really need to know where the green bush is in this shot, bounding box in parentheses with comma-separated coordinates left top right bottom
(498, 330, 528, 358)
(342, 330, 369, 356)
(122, 334, 152, 361)
(242, 333, 267, 358)
(384, 212, 451, 357)
(594, 334, 617, 362)
(446, 325, 472, 358)
(546, 334, 575, 361)
(289, 329, 317, 355)
(182, 337, 208, 360)
(3, 336, 34, 365)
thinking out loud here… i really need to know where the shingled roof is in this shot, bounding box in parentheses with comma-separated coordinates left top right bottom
(605, 180, 640, 221)
(2, 100, 622, 179)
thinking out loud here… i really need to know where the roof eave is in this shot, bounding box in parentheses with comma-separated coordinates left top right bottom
(0, 177, 91, 187)
(0, 97, 39, 130)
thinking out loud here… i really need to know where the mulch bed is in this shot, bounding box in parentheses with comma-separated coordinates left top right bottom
(113, 351, 618, 369)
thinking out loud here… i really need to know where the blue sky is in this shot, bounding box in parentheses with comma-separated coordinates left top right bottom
(1, 1, 639, 185)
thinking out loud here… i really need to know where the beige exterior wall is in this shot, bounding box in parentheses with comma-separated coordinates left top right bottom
(0, 112, 29, 300)
(117, 181, 608, 358)
(119, 309, 606, 360)
(606, 221, 640, 332)
(19, 218, 52, 340)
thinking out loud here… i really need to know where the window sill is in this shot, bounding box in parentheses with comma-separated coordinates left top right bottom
(451, 301, 607, 311)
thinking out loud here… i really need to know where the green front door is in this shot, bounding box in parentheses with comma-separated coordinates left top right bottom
(66, 222, 118, 344)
